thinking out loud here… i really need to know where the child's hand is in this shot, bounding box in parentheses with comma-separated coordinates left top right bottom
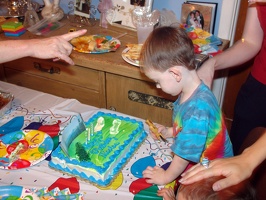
(143, 166, 168, 185)
(157, 125, 173, 138)
(157, 187, 176, 200)
(148, 123, 173, 140)
(148, 123, 163, 140)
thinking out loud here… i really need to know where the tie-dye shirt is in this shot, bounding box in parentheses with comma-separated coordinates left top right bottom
(171, 82, 233, 163)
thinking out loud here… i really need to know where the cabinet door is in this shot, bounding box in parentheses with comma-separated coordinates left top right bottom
(106, 73, 177, 126)
(2, 58, 106, 108)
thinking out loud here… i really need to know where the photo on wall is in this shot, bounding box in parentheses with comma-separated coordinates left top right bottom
(181, 1, 217, 34)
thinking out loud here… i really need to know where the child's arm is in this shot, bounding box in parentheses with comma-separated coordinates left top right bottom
(143, 155, 188, 185)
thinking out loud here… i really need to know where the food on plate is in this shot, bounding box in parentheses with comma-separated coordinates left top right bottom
(70, 35, 120, 53)
(123, 44, 143, 60)
(70, 35, 96, 52)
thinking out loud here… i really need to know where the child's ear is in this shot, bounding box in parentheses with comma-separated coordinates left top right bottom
(169, 67, 182, 82)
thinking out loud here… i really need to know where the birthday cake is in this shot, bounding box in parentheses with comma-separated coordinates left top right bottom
(49, 111, 147, 187)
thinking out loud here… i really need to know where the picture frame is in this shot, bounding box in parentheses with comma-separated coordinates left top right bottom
(73, 0, 91, 18)
(67, 0, 97, 26)
(181, 1, 217, 34)
(106, 0, 154, 31)
(71, 0, 97, 19)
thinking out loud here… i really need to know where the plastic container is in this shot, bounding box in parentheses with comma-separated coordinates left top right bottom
(27, 18, 64, 35)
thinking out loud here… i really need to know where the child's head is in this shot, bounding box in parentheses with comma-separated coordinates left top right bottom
(140, 25, 195, 73)
(177, 176, 256, 200)
(140, 26, 197, 96)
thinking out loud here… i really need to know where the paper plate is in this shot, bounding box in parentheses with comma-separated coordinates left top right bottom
(70, 35, 121, 54)
(0, 129, 54, 170)
(122, 47, 140, 67)
(0, 185, 39, 199)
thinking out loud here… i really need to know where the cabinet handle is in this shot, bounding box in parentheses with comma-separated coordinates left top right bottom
(109, 106, 116, 111)
(128, 90, 174, 110)
(34, 62, 60, 74)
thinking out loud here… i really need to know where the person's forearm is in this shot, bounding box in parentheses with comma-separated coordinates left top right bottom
(0, 40, 33, 63)
(240, 132, 266, 172)
(212, 6, 262, 71)
(211, 39, 260, 71)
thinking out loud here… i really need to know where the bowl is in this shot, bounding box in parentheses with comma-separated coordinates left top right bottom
(0, 91, 14, 117)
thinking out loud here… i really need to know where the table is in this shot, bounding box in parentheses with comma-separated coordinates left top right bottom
(0, 81, 174, 200)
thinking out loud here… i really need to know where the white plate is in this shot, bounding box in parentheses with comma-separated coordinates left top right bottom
(121, 47, 140, 67)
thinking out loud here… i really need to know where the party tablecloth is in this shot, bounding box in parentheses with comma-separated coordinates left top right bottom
(0, 81, 175, 200)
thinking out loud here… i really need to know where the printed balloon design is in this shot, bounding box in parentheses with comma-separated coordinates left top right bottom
(133, 185, 162, 200)
(10, 159, 31, 169)
(131, 156, 156, 178)
(24, 120, 61, 138)
(160, 161, 171, 171)
(0, 116, 24, 134)
(129, 178, 153, 194)
(97, 172, 123, 190)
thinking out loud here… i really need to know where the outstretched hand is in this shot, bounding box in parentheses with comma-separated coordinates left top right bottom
(31, 29, 87, 65)
(179, 156, 253, 191)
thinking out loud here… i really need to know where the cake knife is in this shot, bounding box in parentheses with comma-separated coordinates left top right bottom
(145, 119, 168, 143)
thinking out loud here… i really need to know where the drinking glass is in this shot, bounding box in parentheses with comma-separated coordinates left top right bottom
(132, 7, 160, 44)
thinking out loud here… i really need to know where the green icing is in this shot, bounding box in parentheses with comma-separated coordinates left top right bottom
(68, 115, 139, 166)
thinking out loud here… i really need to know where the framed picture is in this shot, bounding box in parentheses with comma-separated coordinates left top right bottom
(67, 0, 97, 26)
(73, 0, 97, 18)
(181, 2, 217, 34)
(106, 0, 154, 30)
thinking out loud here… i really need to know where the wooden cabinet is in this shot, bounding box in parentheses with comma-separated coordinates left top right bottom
(1, 57, 106, 108)
(106, 73, 176, 126)
(0, 57, 175, 126)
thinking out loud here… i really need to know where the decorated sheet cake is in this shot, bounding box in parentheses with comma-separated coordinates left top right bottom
(49, 111, 147, 187)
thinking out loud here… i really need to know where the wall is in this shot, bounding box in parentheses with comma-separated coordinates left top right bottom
(33, 0, 236, 38)
(35, 1, 221, 32)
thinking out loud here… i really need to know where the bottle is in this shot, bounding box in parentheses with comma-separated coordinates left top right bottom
(23, 0, 40, 28)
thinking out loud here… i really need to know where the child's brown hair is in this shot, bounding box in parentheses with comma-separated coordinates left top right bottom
(140, 26, 196, 72)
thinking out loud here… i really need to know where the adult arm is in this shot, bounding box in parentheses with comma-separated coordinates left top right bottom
(179, 132, 266, 191)
(197, 5, 263, 87)
(0, 29, 87, 65)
